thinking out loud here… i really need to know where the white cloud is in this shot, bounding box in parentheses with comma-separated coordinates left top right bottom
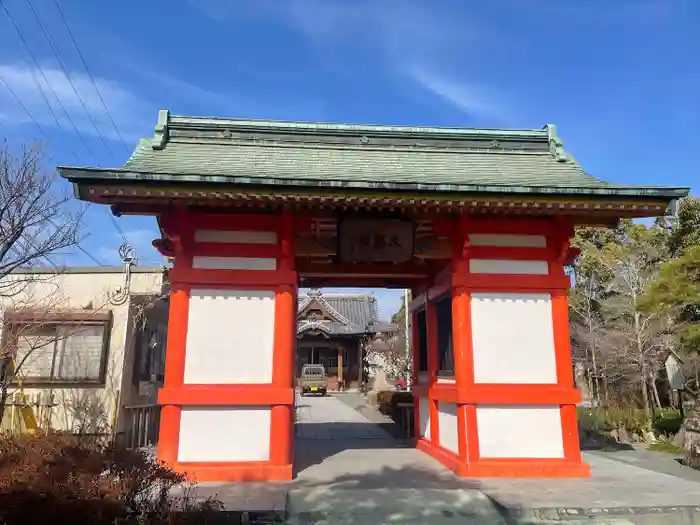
(407, 66, 512, 123)
(188, 0, 505, 120)
(0, 63, 151, 143)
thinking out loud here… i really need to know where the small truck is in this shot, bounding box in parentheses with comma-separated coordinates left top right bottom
(299, 364, 328, 396)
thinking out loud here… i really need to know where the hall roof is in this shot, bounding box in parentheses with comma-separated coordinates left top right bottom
(58, 110, 688, 218)
(297, 290, 395, 336)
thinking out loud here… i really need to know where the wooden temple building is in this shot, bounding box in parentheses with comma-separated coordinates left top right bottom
(296, 289, 395, 390)
(59, 110, 688, 482)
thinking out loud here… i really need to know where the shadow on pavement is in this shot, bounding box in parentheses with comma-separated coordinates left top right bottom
(293, 422, 411, 474)
(288, 464, 499, 524)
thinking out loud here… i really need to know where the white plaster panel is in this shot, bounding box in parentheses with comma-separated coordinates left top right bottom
(476, 405, 564, 458)
(194, 230, 277, 244)
(468, 234, 547, 248)
(419, 396, 431, 439)
(471, 292, 557, 384)
(184, 289, 275, 384)
(438, 402, 459, 454)
(192, 256, 276, 270)
(469, 259, 549, 275)
(177, 406, 271, 462)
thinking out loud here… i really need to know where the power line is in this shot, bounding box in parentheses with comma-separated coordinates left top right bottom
(74, 241, 105, 266)
(0, 0, 92, 163)
(45, 217, 105, 266)
(0, 71, 49, 141)
(1, 1, 63, 133)
(1, 0, 131, 252)
(49, 0, 130, 156)
(106, 211, 129, 244)
(0, 0, 116, 164)
(0, 79, 115, 265)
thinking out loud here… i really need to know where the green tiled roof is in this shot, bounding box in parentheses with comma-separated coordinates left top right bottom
(59, 110, 689, 200)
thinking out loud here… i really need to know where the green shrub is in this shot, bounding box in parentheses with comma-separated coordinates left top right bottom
(653, 409, 684, 436)
(578, 406, 684, 440)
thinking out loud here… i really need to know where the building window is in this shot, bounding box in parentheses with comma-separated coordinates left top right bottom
(416, 309, 428, 372)
(435, 295, 454, 376)
(2, 311, 111, 385)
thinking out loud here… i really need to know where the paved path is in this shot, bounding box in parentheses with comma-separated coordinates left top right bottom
(187, 396, 700, 523)
(291, 394, 504, 524)
(295, 393, 396, 440)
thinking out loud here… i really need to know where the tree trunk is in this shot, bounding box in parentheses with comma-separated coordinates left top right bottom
(633, 311, 651, 417)
(651, 376, 662, 410)
(641, 372, 651, 418)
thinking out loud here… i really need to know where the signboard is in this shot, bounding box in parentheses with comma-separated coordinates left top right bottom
(665, 353, 686, 391)
(338, 217, 414, 263)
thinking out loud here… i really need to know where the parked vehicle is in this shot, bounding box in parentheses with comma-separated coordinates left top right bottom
(299, 364, 328, 396)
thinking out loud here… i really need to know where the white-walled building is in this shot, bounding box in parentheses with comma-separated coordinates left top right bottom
(0, 266, 168, 442)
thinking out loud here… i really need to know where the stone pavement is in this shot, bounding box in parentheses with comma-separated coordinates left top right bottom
(186, 395, 700, 523)
(290, 394, 506, 524)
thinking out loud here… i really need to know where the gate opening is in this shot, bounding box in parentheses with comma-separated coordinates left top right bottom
(58, 110, 686, 481)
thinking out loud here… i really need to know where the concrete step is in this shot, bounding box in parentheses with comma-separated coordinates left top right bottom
(286, 487, 508, 524)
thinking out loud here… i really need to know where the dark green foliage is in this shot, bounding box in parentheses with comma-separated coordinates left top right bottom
(653, 410, 685, 436)
(577, 407, 683, 438)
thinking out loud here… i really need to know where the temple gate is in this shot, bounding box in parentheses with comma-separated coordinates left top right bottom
(59, 111, 687, 482)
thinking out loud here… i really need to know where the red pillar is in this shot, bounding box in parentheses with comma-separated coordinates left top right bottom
(415, 216, 589, 478)
(269, 210, 296, 474)
(156, 211, 297, 482)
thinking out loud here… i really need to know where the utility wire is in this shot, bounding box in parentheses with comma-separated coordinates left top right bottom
(74, 240, 105, 266)
(0, 0, 92, 163)
(1, 0, 115, 164)
(2, 0, 130, 255)
(107, 212, 129, 245)
(2, 0, 130, 249)
(0, 71, 49, 141)
(45, 216, 105, 266)
(49, 0, 130, 156)
(1, 1, 62, 135)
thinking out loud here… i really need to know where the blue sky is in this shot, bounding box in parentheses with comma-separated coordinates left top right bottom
(1, 0, 697, 320)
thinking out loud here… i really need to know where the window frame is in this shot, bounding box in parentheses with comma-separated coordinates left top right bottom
(2, 310, 112, 386)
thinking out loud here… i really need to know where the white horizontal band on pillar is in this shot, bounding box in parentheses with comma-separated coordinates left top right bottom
(194, 229, 278, 244)
(468, 234, 547, 248)
(184, 289, 275, 384)
(438, 402, 459, 454)
(419, 396, 431, 440)
(470, 292, 557, 384)
(469, 259, 549, 275)
(177, 407, 271, 462)
(192, 256, 277, 270)
(476, 405, 564, 458)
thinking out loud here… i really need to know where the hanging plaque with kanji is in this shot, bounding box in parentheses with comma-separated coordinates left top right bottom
(338, 217, 414, 263)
